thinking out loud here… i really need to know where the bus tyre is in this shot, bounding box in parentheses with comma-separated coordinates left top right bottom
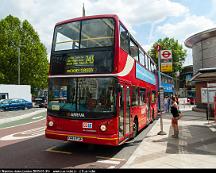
(132, 118, 138, 138)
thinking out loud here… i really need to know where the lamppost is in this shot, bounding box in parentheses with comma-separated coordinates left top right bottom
(11, 41, 23, 85)
(17, 43, 25, 85)
(18, 46, 20, 85)
(176, 71, 180, 95)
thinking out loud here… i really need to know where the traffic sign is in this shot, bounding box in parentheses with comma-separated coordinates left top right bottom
(160, 50, 172, 72)
(161, 50, 172, 60)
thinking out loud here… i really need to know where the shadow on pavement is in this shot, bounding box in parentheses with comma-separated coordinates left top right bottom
(165, 123, 216, 155)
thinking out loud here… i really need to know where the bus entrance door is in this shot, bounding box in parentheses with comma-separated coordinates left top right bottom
(119, 85, 125, 140)
(118, 85, 130, 143)
(126, 86, 130, 136)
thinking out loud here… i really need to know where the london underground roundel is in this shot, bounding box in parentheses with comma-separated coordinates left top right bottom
(161, 50, 172, 60)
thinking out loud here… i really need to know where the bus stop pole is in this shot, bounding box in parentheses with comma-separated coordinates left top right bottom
(157, 46, 167, 135)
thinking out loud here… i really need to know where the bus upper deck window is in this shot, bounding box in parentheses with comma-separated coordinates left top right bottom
(120, 25, 129, 53)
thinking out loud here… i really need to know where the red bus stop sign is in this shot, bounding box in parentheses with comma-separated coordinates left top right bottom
(161, 50, 172, 60)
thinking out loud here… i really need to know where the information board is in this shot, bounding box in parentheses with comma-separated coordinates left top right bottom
(201, 88, 216, 103)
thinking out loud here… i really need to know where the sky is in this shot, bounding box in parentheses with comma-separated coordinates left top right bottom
(1, 0, 216, 66)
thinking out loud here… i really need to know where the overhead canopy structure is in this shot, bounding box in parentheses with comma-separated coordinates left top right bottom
(185, 28, 216, 48)
(190, 68, 216, 82)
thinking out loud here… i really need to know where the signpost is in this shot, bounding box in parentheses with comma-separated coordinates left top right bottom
(156, 45, 167, 135)
(161, 50, 172, 73)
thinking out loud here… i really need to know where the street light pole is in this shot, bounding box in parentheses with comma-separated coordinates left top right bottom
(18, 47, 20, 85)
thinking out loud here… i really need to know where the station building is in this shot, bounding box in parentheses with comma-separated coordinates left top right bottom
(185, 28, 216, 111)
(179, 65, 195, 98)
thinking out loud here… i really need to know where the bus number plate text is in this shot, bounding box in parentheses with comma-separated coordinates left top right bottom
(67, 136, 83, 142)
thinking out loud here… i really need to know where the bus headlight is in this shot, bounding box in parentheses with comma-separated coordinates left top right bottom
(100, 124, 107, 132)
(48, 121, 54, 127)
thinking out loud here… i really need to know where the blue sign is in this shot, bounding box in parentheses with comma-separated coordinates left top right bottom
(136, 63, 156, 85)
(161, 83, 173, 93)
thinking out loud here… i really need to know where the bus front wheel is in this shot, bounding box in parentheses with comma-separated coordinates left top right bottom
(132, 118, 138, 138)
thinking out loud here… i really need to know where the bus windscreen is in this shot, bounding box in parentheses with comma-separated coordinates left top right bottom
(48, 77, 116, 115)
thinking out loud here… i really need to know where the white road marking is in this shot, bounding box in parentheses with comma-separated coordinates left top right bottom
(96, 160, 120, 165)
(0, 127, 45, 141)
(0, 109, 46, 125)
(32, 116, 44, 120)
(209, 127, 216, 132)
(0, 117, 46, 130)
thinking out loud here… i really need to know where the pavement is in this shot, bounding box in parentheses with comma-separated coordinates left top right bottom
(1, 105, 216, 168)
(0, 108, 46, 125)
(122, 106, 216, 168)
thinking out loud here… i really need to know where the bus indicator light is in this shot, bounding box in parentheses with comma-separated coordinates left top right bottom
(48, 121, 54, 127)
(100, 125, 107, 132)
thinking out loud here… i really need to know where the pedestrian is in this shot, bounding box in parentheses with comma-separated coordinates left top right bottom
(167, 96, 171, 112)
(170, 96, 183, 138)
(175, 94, 179, 105)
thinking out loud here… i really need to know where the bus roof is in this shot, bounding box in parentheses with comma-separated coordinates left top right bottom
(56, 14, 119, 26)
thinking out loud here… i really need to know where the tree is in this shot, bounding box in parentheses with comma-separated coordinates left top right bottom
(0, 15, 49, 92)
(148, 37, 187, 77)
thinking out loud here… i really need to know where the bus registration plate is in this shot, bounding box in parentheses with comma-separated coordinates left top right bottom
(67, 136, 83, 142)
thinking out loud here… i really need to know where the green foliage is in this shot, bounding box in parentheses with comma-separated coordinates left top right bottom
(0, 15, 48, 90)
(148, 37, 187, 77)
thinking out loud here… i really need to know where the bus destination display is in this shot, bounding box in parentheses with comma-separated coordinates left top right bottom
(65, 54, 95, 74)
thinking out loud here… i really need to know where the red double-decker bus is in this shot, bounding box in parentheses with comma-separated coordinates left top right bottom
(45, 14, 158, 146)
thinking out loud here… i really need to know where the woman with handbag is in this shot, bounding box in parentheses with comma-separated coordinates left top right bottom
(170, 96, 182, 138)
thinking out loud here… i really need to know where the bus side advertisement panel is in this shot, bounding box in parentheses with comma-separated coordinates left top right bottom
(135, 63, 156, 85)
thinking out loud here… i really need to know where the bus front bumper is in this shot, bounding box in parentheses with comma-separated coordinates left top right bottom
(45, 129, 119, 146)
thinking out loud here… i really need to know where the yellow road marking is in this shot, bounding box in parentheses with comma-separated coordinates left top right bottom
(96, 156, 125, 161)
(46, 146, 72, 155)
